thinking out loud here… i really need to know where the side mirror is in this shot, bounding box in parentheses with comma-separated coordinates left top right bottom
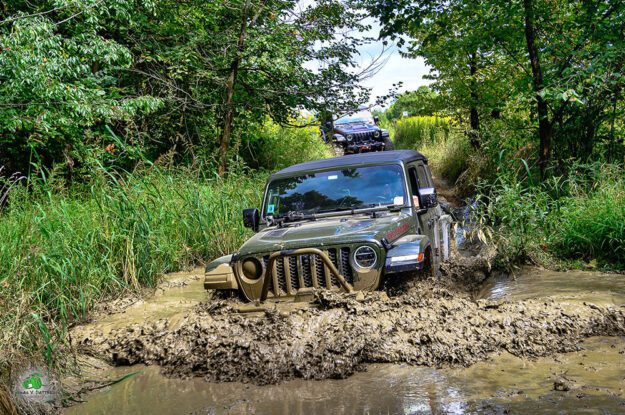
(243, 208, 260, 232)
(324, 121, 333, 129)
(373, 116, 380, 125)
(418, 188, 438, 210)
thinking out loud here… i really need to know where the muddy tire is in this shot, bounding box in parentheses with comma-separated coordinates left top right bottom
(383, 137, 395, 151)
(383, 248, 436, 296)
(418, 248, 436, 280)
(332, 144, 344, 157)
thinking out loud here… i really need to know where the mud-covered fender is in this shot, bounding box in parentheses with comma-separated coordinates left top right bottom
(204, 254, 238, 290)
(384, 234, 431, 275)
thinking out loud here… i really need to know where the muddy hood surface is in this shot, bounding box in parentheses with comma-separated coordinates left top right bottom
(238, 212, 410, 255)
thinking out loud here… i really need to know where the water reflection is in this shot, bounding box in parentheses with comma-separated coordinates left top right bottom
(64, 336, 625, 415)
(65, 364, 479, 415)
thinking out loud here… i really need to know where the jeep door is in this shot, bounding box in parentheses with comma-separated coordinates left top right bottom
(407, 162, 438, 247)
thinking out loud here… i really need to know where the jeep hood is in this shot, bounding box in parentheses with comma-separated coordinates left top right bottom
(335, 123, 378, 134)
(238, 212, 413, 256)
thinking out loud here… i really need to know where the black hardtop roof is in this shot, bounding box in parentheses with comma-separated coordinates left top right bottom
(270, 150, 427, 179)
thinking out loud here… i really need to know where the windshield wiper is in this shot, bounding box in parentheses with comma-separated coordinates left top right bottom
(316, 204, 404, 217)
(270, 204, 404, 227)
(270, 210, 318, 227)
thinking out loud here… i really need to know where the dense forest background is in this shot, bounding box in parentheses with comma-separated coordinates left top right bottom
(1, 0, 377, 178)
(1, 0, 624, 403)
(1, 0, 624, 178)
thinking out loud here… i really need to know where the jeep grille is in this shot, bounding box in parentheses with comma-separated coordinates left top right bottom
(352, 131, 376, 142)
(259, 247, 353, 297)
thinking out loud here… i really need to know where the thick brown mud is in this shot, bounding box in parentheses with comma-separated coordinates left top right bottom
(70, 264, 625, 387)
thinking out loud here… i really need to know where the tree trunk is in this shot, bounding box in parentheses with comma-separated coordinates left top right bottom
(217, 0, 250, 177)
(468, 53, 481, 149)
(523, 0, 551, 179)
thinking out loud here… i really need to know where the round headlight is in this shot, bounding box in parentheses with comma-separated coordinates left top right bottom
(346, 134, 353, 141)
(374, 131, 380, 138)
(241, 258, 263, 280)
(353, 246, 377, 270)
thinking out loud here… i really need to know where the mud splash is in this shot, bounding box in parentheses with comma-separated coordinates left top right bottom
(72, 269, 625, 386)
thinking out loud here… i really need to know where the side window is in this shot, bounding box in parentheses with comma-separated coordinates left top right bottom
(416, 164, 431, 188)
(408, 166, 423, 208)
(408, 167, 420, 195)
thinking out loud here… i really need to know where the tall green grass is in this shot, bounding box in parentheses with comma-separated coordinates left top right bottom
(550, 165, 625, 265)
(392, 116, 452, 150)
(240, 119, 332, 170)
(386, 116, 469, 184)
(0, 168, 266, 368)
(475, 162, 625, 269)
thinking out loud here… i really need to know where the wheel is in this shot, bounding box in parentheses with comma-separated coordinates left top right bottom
(332, 144, 344, 157)
(418, 248, 436, 279)
(382, 137, 395, 150)
(383, 247, 435, 296)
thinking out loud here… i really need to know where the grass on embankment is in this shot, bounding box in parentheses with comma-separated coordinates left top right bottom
(0, 169, 265, 373)
(387, 115, 471, 186)
(0, 120, 332, 379)
(478, 163, 625, 270)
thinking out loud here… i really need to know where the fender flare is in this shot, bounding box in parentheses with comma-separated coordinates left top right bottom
(384, 234, 431, 274)
(204, 254, 238, 290)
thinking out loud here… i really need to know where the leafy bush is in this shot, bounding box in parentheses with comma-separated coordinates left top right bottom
(240, 120, 332, 170)
(0, 11, 161, 174)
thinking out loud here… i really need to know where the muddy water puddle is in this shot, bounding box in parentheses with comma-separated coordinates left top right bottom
(477, 267, 625, 305)
(78, 267, 208, 335)
(65, 337, 625, 415)
(66, 267, 625, 414)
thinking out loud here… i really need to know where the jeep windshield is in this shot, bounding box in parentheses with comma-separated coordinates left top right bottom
(335, 110, 374, 126)
(263, 165, 407, 219)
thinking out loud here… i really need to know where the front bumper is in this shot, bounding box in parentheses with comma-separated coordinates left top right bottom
(344, 141, 385, 154)
(204, 263, 238, 290)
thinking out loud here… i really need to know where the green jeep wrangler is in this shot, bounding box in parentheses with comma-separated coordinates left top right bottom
(205, 150, 452, 302)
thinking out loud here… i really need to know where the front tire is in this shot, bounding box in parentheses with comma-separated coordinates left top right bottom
(332, 144, 344, 157)
(383, 137, 395, 150)
(383, 248, 435, 296)
(418, 248, 436, 279)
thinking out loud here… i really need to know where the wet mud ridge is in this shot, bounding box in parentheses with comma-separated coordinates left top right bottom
(72, 273, 625, 386)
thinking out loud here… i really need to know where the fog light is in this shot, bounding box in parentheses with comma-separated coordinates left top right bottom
(241, 258, 263, 280)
